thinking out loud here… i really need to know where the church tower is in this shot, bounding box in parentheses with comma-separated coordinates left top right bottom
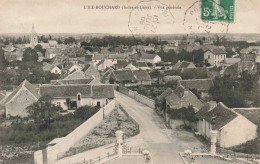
(30, 24, 38, 48)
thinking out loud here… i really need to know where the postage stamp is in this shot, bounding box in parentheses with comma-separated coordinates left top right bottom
(201, 0, 234, 22)
(183, 1, 229, 39)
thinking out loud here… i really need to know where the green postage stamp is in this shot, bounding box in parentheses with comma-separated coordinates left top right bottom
(201, 0, 234, 22)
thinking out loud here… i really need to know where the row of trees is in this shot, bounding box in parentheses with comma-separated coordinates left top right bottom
(209, 71, 257, 108)
(158, 49, 204, 66)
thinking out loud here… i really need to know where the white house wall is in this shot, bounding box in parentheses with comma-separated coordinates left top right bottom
(6, 88, 38, 118)
(219, 115, 257, 148)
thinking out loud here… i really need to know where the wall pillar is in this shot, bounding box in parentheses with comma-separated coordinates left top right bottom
(115, 130, 124, 157)
(210, 130, 218, 156)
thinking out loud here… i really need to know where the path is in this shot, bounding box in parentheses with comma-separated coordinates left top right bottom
(115, 91, 204, 164)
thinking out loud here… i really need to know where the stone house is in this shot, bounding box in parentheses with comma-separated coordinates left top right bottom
(111, 70, 152, 86)
(196, 102, 257, 148)
(165, 85, 204, 112)
(204, 48, 227, 66)
(172, 61, 196, 71)
(45, 48, 61, 59)
(43, 62, 61, 74)
(178, 79, 213, 99)
(62, 70, 87, 80)
(1, 80, 40, 118)
(96, 59, 115, 71)
(139, 53, 161, 64)
(82, 63, 100, 80)
(66, 63, 82, 73)
(39, 84, 115, 110)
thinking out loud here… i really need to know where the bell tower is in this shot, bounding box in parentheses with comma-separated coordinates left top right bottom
(30, 24, 38, 48)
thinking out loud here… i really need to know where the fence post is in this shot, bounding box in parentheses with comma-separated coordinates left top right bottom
(90, 160, 92, 164)
(108, 152, 110, 159)
(99, 156, 100, 163)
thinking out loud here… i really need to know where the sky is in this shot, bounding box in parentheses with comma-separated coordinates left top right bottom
(0, 0, 259, 34)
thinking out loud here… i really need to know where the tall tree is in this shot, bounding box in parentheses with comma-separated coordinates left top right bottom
(26, 96, 62, 127)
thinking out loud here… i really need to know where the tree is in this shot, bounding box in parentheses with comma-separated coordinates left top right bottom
(34, 44, 46, 56)
(0, 48, 8, 70)
(26, 96, 62, 127)
(64, 37, 77, 44)
(74, 106, 99, 120)
(23, 47, 38, 62)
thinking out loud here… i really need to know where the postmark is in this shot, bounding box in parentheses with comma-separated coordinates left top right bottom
(201, 0, 234, 23)
(128, 0, 174, 37)
(183, 1, 229, 39)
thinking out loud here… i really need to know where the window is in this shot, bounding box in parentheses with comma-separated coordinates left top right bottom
(57, 102, 60, 106)
(77, 94, 81, 101)
(208, 55, 210, 59)
(64, 102, 66, 105)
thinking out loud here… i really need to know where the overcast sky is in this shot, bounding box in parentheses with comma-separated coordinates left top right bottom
(0, 0, 259, 34)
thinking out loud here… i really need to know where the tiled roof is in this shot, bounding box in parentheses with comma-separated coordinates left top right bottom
(40, 85, 92, 98)
(234, 108, 260, 125)
(179, 79, 214, 91)
(132, 70, 151, 81)
(92, 85, 114, 99)
(182, 67, 209, 78)
(51, 78, 93, 85)
(115, 60, 129, 69)
(40, 84, 114, 99)
(157, 88, 173, 101)
(166, 85, 203, 110)
(112, 70, 136, 82)
(112, 70, 151, 82)
(196, 101, 217, 119)
(64, 70, 86, 80)
(4, 80, 39, 104)
(140, 53, 157, 59)
(43, 63, 56, 72)
(204, 102, 238, 130)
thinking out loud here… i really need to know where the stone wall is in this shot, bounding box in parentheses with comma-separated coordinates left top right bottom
(34, 100, 116, 164)
(118, 86, 155, 109)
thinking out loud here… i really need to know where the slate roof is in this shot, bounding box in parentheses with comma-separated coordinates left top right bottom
(210, 48, 227, 54)
(204, 102, 238, 130)
(179, 79, 214, 91)
(40, 84, 114, 99)
(3, 80, 40, 105)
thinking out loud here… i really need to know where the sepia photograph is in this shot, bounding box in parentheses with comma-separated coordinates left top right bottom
(0, 0, 260, 163)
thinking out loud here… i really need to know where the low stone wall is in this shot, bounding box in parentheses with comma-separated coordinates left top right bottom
(34, 100, 116, 164)
(118, 86, 155, 109)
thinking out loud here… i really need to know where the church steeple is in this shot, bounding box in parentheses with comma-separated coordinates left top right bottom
(30, 24, 38, 48)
